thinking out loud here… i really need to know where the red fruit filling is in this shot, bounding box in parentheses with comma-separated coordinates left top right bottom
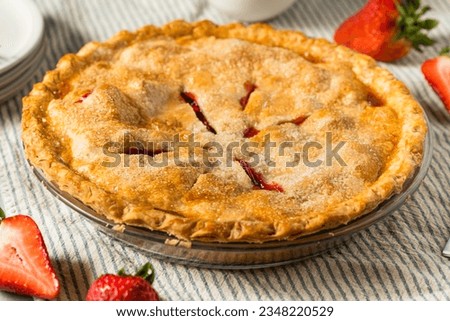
(237, 159, 284, 192)
(291, 116, 308, 125)
(243, 127, 260, 138)
(278, 115, 308, 126)
(180, 92, 217, 134)
(75, 91, 92, 103)
(239, 82, 257, 109)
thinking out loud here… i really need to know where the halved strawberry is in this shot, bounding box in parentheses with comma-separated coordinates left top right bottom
(0, 208, 60, 299)
(86, 263, 159, 301)
(334, 0, 438, 62)
(422, 47, 450, 113)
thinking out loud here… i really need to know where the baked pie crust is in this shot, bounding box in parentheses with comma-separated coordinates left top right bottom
(22, 20, 426, 243)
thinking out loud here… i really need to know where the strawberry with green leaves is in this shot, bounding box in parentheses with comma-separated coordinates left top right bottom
(0, 208, 60, 299)
(86, 263, 159, 301)
(422, 47, 450, 113)
(334, 0, 438, 62)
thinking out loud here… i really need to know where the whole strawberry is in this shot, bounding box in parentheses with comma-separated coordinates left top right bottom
(334, 0, 438, 62)
(86, 263, 159, 301)
(0, 208, 60, 299)
(422, 47, 450, 113)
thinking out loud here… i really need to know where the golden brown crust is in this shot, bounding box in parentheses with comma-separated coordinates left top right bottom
(22, 20, 427, 243)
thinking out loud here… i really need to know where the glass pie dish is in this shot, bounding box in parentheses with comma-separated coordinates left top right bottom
(30, 113, 433, 269)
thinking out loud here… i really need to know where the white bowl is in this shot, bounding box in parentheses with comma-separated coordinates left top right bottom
(209, 0, 297, 22)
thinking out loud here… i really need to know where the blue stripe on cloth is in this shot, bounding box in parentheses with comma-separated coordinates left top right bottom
(281, 265, 315, 300)
(344, 239, 382, 300)
(317, 256, 349, 300)
(310, 258, 339, 300)
(327, 248, 367, 300)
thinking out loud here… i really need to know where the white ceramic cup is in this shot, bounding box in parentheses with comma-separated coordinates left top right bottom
(208, 0, 297, 22)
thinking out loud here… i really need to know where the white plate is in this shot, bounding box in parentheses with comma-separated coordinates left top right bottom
(0, 0, 44, 75)
(0, 38, 46, 103)
(0, 36, 46, 88)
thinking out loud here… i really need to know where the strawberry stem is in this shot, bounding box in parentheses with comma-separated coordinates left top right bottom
(135, 263, 155, 284)
(0, 207, 5, 221)
(395, 0, 438, 52)
(118, 263, 155, 284)
(440, 46, 450, 56)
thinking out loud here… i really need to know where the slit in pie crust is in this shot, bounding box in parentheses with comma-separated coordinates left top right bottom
(22, 20, 426, 243)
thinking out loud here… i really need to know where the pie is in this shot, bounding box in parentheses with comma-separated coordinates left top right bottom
(22, 20, 427, 243)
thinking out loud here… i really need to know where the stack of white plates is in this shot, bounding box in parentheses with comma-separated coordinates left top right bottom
(0, 0, 45, 103)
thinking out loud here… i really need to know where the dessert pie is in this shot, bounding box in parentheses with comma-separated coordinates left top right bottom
(22, 20, 426, 243)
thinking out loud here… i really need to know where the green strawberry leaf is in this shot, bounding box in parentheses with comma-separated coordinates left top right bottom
(440, 47, 450, 56)
(135, 262, 155, 284)
(419, 19, 439, 30)
(418, 5, 431, 17)
(396, 0, 439, 51)
(117, 262, 156, 284)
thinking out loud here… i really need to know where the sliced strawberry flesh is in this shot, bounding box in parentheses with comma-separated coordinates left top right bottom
(243, 127, 260, 138)
(237, 159, 284, 192)
(422, 56, 450, 112)
(124, 147, 166, 157)
(239, 82, 257, 109)
(0, 215, 59, 299)
(75, 91, 92, 103)
(180, 92, 217, 134)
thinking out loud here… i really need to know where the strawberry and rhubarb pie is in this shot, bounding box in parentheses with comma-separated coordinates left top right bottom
(22, 21, 426, 243)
